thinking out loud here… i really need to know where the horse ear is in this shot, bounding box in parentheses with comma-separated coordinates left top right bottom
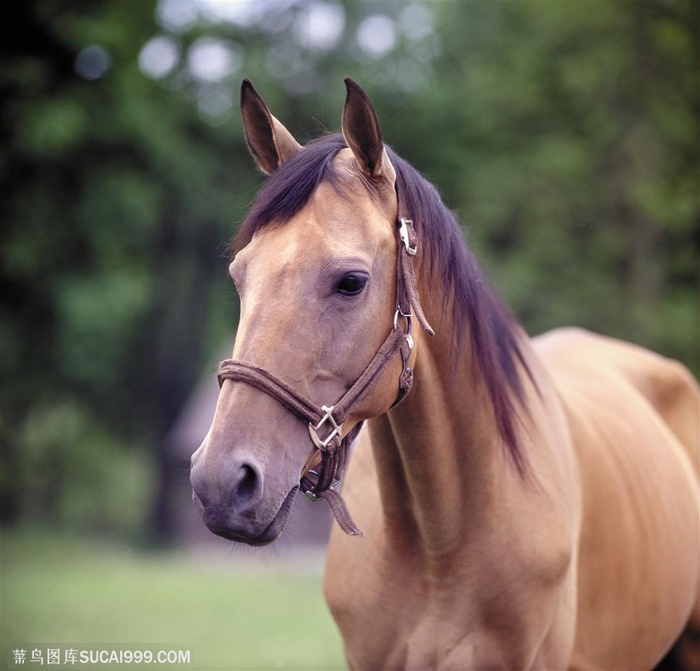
(240, 79, 302, 175)
(341, 78, 394, 182)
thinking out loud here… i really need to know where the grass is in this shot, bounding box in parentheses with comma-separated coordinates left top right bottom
(1, 532, 346, 670)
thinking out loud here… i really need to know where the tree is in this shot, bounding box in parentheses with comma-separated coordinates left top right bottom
(2, 0, 696, 541)
(422, 0, 699, 369)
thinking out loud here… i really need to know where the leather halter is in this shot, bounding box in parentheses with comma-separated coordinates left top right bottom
(217, 217, 434, 536)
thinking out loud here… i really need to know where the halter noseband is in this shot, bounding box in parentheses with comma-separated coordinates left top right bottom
(217, 217, 434, 536)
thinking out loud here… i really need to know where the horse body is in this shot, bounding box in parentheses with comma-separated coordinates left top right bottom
(537, 329, 699, 669)
(326, 323, 699, 669)
(191, 78, 700, 670)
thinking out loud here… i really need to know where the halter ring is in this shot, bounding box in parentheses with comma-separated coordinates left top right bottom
(303, 470, 321, 501)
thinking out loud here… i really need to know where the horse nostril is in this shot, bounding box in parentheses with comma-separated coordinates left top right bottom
(230, 462, 263, 510)
(237, 465, 256, 499)
(190, 453, 264, 512)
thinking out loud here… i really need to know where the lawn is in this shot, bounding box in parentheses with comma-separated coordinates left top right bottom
(2, 533, 346, 670)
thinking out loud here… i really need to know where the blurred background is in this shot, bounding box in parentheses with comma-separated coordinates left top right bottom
(1, 0, 698, 668)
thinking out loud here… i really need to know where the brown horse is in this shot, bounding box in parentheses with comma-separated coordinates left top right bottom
(190, 78, 700, 670)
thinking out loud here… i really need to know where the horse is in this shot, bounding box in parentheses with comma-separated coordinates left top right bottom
(190, 78, 700, 670)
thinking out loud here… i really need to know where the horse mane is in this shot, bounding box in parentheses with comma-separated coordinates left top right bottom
(232, 133, 531, 473)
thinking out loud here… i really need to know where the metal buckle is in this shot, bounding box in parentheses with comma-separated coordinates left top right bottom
(308, 405, 342, 451)
(393, 306, 414, 350)
(398, 218, 418, 256)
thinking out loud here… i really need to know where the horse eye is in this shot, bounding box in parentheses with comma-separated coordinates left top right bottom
(336, 273, 368, 296)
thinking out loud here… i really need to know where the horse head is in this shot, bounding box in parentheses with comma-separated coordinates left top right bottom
(190, 79, 424, 545)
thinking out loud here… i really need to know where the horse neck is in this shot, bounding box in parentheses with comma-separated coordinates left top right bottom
(368, 299, 533, 569)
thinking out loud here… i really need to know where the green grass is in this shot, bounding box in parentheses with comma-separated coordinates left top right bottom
(1, 533, 346, 670)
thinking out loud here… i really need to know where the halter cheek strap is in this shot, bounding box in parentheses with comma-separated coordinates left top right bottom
(216, 217, 434, 536)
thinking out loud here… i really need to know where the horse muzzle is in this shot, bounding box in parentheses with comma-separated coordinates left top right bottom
(190, 446, 298, 545)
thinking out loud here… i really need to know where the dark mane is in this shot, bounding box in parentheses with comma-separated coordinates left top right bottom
(233, 134, 531, 473)
(388, 146, 531, 473)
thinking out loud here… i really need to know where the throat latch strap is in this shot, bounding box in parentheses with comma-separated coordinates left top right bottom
(216, 217, 433, 536)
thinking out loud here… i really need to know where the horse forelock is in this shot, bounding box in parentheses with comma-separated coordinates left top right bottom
(231, 135, 346, 256)
(231, 133, 531, 473)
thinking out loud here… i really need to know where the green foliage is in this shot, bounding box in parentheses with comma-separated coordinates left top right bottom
(1, 0, 697, 537)
(419, 1, 699, 369)
(15, 400, 150, 537)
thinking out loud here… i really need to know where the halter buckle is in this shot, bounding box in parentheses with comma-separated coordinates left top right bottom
(394, 305, 414, 351)
(398, 218, 418, 256)
(308, 405, 342, 451)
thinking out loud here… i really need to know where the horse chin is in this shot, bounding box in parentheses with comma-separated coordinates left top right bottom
(196, 486, 299, 546)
